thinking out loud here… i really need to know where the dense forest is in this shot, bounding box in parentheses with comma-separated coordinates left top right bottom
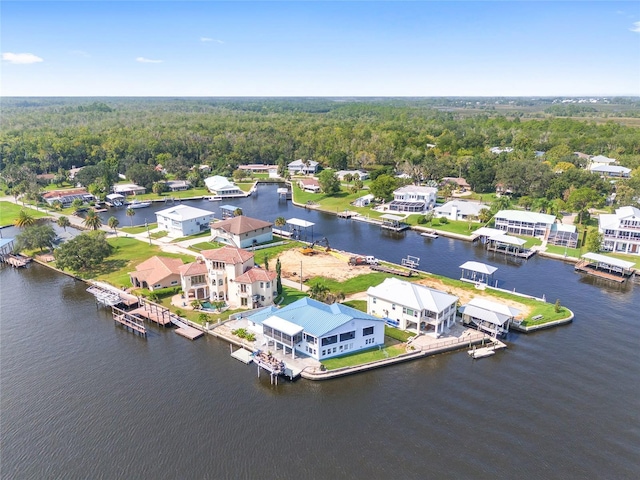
(1, 97, 639, 209)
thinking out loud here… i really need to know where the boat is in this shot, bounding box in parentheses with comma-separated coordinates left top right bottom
(206, 195, 223, 201)
(468, 346, 496, 359)
(128, 200, 151, 209)
(421, 230, 439, 239)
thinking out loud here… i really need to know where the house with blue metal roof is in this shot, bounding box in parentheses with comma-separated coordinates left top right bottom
(246, 297, 385, 360)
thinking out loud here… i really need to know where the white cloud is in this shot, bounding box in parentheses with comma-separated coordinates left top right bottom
(631, 21, 640, 33)
(70, 50, 91, 58)
(136, 57, 163, 63)
(2, 52, 44, 64)
(200, 37, 224, 44)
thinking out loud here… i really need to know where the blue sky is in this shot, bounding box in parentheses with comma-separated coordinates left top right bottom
(2, 1, 639, 96)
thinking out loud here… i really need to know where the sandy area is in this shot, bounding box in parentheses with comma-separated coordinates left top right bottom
(275, 247, 531, 318)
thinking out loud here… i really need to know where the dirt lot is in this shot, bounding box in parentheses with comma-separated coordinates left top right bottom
(275, 247, 531, 318)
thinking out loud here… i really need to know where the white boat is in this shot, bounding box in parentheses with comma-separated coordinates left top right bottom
(206, 195, 223, 201)
(421, 231, 439, 239)
(468, 347, 496, 359)
(128, 200, 151, 209)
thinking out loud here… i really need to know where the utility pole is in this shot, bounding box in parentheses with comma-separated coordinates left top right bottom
(300, 261, 303, 291)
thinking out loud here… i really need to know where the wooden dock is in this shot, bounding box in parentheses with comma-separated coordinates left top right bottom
(130, 301, 173, 326)
(1, 254, 29, 268)
(574, 260, 628, 283)
(112, 306, 147, 336)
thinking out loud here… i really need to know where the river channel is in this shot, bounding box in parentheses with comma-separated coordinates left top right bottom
(1, 184, 639, 479)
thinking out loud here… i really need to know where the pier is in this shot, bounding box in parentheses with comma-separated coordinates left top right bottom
(380, 214, 409, 232)
(111, 305, 147, 336)
(252, 350, 288, 384)
(574, 253, 635, 283)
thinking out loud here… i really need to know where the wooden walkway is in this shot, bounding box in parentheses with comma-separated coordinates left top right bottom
(112, 306, 147, 336)
(130, 302, 173, 326)
(575, 260, 628, 283)
(2, 255, 28, 268)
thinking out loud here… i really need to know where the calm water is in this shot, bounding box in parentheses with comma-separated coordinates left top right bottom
(2, 185, 639, 479)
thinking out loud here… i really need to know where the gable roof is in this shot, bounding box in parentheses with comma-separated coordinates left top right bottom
(367, 278, 458, 313)
(248, 297, 383, 337)
(200, 245, 254, 264)
(211, 216, 272, 235)
(434, 200, 487, 216)
(289, 159, 319, 167)
(234, 267, 277, 284)
(130, 256, 184, 285)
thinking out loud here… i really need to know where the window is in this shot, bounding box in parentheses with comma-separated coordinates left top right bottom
(171, 281, 178, 285)
(260, 282, 264, 288)
(332, 347, 337, 353)
(240, 284, 247, 293)
(372, 297, 377, 304)
(241, 298, 248, 306)
(363, 326, 374, 336)
(340, 331, 355, 342)
(305, 333, 317, 345)
(321, 335, 337, 346)
(392, 304, 396, 310)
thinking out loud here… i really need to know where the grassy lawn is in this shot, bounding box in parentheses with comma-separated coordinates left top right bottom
(277, 286, 308, 306)
(169, 229, 211, 243)
(604, 252, 640, 269)
(251, 241, 305, 266)
(78, 237, 195, 287)
(236, 182, 256, 192)
(307, 272, 419, 296)
(120, 224, 157, 234)
(150, 230, 168, 239)
(127, 188, 210, 201)
(424, 219, 478, 236)
(342, 299, 366, 312)
(0, 201, 49, 226)
(384, 326, 414, 342)
(545, 245, 583, 259)
(321, 342, 406, 370)
(189, 240, 225, 252)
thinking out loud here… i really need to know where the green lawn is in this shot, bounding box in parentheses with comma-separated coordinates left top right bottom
(384, 326, 414, 342)
(120, 224, 157, 234)
(169, 229, 211, 243)
(545, 245, 583, 259)
(422, 219, 479, 236)
(307, 272, 421, 296)
(321, 343, 406, 370)
(277, 286, 308, 306)
(132, 188, 210, 201)
(189, 241, 225, 252)
(81, 237, 195, 287)
(236, 182, 256, 192)
(342, 300, 366, 312)
(0, 201, 49, 226)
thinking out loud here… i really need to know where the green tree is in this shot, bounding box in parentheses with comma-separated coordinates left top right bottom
(263, 254, 270, 271)
(309, 282, 330, 301)
(125, 164, 163, 191)
(584, 228, 603, 253)
(126, 208, 135, 226)
(369, 174, 398, 202)
(71, 198, 84, 213)
(554, 299, 562, 313)
(54, 231, 113, 271)
(15, 224, 57, 252)
(83, 210, 103, 230)
(107, 216, 120, 235)
(152, 181, 168, 195)
(13, 209, 36, 228)
(275, 258, 283, 295)
(567, 187, 601, 224)
(57, 216, 71, 231)
(233, 208, 243, 217)
(274, 216, 286, 228)
(318, 170, 341, 195)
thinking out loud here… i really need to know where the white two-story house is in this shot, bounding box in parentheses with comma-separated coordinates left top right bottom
(388, 185, 437, 213)
(599, 206, 640, 255)
(494, 210, 556, 238)
(367, 278, 458, 337)
(210, 216, 273, 249)
(155, 205, 216, 238)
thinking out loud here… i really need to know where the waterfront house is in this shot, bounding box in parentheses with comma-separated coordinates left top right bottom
(298, 177, 321, 193)
(179, 259, 209, 300)
(204, 176, 244, 196)
(433, 200, 487, 221)
(246, 297, 385, 360)
(155, 205, 216, 238)
(113, 183, 146, 196)
(547, 223, 579, 249)
(210, 215, 273, 249)
(494, 210, 556, 238)
(352, 193, 375, 207)
(163, 180, 191, 191)
(42, 188, 95, 207)
(288, 159, 319, 175)
(388, 185, 437, 213)
(588, 155, 617, 169)
(129, 256, 183, 291)
(598, 206, 640, 255)
(189, 245, 276, 308)
(233, 267, 278, 308)
(367, 278, 458, 337)
(459, 297, 521, 337)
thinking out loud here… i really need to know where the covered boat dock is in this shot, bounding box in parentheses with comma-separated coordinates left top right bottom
(380, 214, 409, 232)
(285, 218, 315, 241)
(459, 261, 498, 286)
(486, 234, 534, 258)
(459, 298, 521, 337)
(575, 253, 635, 283)
(220, 204, 240, 219)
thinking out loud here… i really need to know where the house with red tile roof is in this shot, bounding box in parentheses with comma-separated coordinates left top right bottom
(129, 256, 184, 291)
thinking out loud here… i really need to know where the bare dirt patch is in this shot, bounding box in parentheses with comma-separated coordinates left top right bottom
(276, 248, 365, 283)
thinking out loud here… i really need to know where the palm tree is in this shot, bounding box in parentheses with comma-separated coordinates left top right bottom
(309, 282, 329, 301)
(107, 216, 120, 236)
(14, 209, 35, 228)
(126, 208, 135, 226)
(233, 207, 243, 217)
(70, 198, 84, 214)
(83, 210, 102, 230)
(274, 216, 286, 228)
(57, 216, 71, 231)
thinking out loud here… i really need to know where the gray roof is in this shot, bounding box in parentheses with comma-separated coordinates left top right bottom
(581, 253, 635, 270)
(459, 261, 498, 275)
(367, 278, 458, 313)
